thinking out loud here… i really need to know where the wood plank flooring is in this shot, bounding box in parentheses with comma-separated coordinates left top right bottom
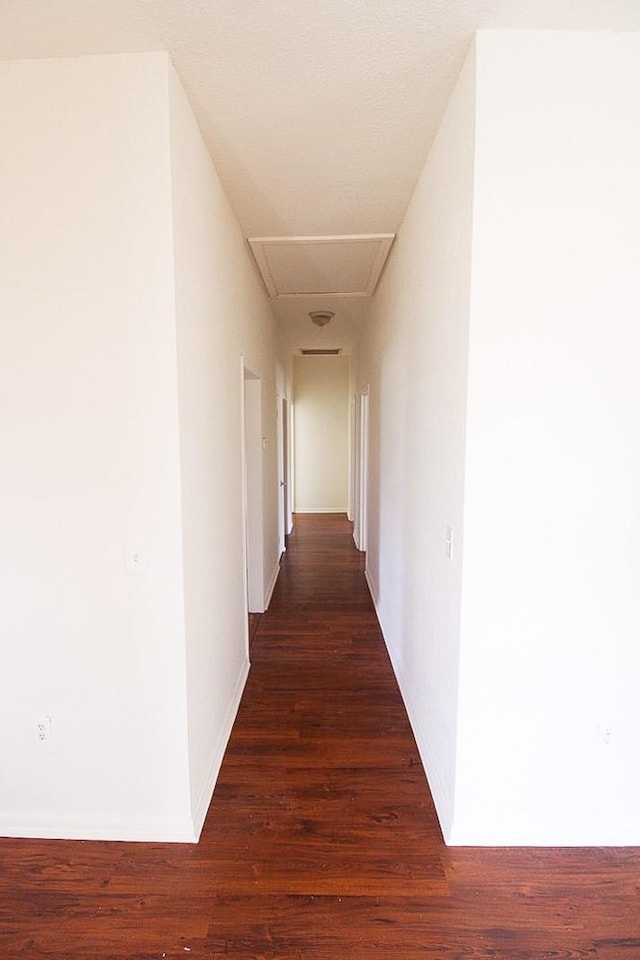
(2, 512, 639, 958)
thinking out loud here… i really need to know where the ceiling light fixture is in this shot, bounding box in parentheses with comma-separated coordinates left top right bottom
(309, 310, 334, 327)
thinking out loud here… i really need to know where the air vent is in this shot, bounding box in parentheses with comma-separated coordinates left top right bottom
(299, 348, 342, 356)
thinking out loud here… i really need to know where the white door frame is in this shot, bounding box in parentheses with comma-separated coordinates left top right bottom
(354, 386, 369, 552)
(349, 394, 357, 523)
(276, 394, 291, 556)
(241, 359, 265, 613)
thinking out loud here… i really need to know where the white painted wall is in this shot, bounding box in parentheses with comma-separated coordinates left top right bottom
(168, 65, 278, 835)
(452, 30, 640, 845)
(243, 372, 266, 612)
(0, 53, 191, 840)
(359, 47, 476, 838)
(0, 52, 279, 842)
(276, 305, 364, 399)
(362, 29, 640, 846)
(276, 308, 363, 414)
(293, 356, 350, 513)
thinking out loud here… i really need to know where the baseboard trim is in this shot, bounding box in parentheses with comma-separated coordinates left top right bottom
(0, 813, 197, 844)
(294, 508, 349, 514)
(190, 656, 250, 840)
(389, 655, 455, 844)
(364, 565, 379, 611)
(264, 560, 280, 610)
(364, 563, 454, 844)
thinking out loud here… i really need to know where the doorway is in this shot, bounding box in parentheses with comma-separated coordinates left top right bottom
(354, 387, 369, 552)
(277, 396, 291, 556)
(242, 363, 264, 614)
(292, 354, 350, 513)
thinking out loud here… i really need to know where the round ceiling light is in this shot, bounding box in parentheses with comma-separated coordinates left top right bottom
(309, 310, 335, 327)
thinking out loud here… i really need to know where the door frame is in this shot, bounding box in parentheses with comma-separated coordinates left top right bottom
(354, 385, 369, 552)
(277, 395, 291, 555)
(241, 359, 265, 614)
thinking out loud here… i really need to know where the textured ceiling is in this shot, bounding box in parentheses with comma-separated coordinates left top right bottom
(2, 0, 639, 324)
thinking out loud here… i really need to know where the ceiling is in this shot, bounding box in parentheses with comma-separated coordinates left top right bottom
(2, 0, 639, 327)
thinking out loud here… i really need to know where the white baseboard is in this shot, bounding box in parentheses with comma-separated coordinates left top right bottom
(264, 560, 280, 609)
(388, 653, 455, 844)
(364, 563, 454, 844)
(364, 565, 379, 610)
(294, 507, 349, 514)
(190, 656, 250, 841)
(0, 813, 197, 844)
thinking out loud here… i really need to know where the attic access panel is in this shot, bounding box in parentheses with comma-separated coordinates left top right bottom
(248, 234, 394, 300)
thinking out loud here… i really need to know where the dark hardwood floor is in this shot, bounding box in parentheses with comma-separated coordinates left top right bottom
(2, 513, 639, 958)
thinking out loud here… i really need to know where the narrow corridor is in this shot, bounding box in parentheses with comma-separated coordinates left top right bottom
(2, 514, 639, 958)
(210, 512, 443, 901)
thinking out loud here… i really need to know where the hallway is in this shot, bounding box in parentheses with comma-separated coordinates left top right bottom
(2, 513, 640, 958)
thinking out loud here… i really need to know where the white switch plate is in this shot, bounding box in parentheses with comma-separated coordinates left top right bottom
(446, 526, 453, 560)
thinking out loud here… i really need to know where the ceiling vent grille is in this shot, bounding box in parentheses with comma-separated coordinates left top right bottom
(299, 348, 342, 356)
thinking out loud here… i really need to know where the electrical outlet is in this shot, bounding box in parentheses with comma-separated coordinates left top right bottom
(34, 715, 52, 744)
(597, 724, 613, 747)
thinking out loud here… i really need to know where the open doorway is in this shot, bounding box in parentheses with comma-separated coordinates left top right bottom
(292, 354, 350, 514)
(353, 386, 369, 552)
(242, 363, 264, 622)
(277, 395, 291, 556)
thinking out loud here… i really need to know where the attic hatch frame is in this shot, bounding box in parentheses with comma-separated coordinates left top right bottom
(247, 234, 395, 300)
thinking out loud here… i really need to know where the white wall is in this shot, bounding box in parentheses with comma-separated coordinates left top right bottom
(0, 52, 279, 842)
(0, 53, 192, 840)
(243, 372, 266, 612)
(293, 355, 350, 513)
(452, 30, 640, 845)
(168, 65, 278, 834)
(276, 306, 364, 400)
(359, 48, 476, 838)
(361, 29, 640, 846)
